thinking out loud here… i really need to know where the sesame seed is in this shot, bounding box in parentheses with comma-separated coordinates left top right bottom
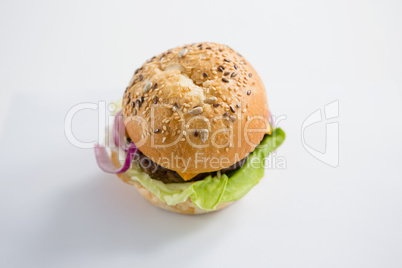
(189, 106, 203, 115)
(194, 130, 198, 137)
(163, 125, 166, 130)
(224, 71, 230, 76)
(154, 128, 160, 134)
(183, 130, 186, 135)
(213, 103, 221, 107)
(242, 109, 247, 113)
(230, 106, 235, 113)
(236, 104, 241, 108)
(200, 129, 209, 142)
(139, 74, 143, 81)
(180, 138, 185, 142)
(136, 99, 141, 108)
(133, 109, 137, 115)
(134, 68, 140, 74)
(153, 83, 158, 90)
(224, 58, 231, 62)
(206, 47, 212, 50)
(202, 73, 208, 78)
(154, 96, 158, 104)
(131, 102, 135, 108)
(218, 66, 225, 72)
(178, 48, 188, 58)
(229, 115, 236, 121)
(143, 82, 152, 93)
(223, 112, 229, 117)
(247, 90, 251, 95)
(248, 73, 253, 77)
(234, 64, 238, 69)
(222, 77, 229, 83)
(126, 97, 131, 105)
(231, 72, 237, 78)
(174, 102, 180, 109)
(204, 97, 217, 104)
(162, 137, 166, 143)
(247, 116, 250, 121)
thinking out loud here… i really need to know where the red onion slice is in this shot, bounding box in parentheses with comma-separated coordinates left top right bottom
(94, 142, 138, 174)
(94, 109, 138, 174)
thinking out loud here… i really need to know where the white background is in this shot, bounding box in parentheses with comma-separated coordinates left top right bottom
(1, 0, 402, 267)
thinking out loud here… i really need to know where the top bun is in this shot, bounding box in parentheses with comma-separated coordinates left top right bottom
(122, 42, 270, 174)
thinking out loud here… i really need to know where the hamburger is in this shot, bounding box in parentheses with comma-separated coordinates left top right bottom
(95, 42, 285, 214)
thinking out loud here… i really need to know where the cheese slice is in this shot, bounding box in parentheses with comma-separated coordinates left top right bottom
(177, 124, 272, 181)
(178, 172, 199, 181)
(266, 123, 272, 135)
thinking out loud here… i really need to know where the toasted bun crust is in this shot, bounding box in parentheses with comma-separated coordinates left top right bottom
(111, 150, 232, 214)
(122, 42, 270, 173)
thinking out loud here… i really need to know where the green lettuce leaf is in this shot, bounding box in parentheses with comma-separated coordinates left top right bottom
(125, 128, 285, 210)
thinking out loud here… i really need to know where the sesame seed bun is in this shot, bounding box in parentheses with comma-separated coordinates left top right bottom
(122, 42, 270, 174)
(111, 150, 232, 214)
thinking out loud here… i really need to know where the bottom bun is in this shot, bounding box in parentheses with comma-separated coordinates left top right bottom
(111, 151, 233, 215)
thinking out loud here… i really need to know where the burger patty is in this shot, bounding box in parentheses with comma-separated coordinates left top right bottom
(134, 150, 248, 184)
